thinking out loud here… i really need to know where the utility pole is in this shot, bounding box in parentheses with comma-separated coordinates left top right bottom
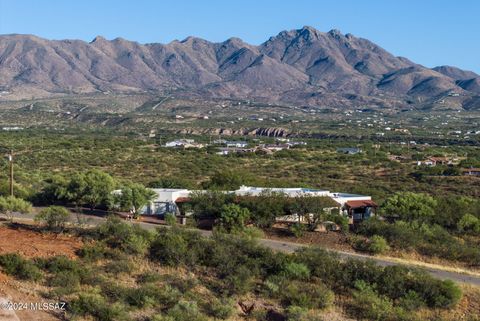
(8, 150, 13, 197)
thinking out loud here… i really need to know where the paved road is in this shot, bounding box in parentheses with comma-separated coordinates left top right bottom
(2, 212, 480, 286)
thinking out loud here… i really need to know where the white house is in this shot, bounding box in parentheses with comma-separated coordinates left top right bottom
(138, 185, 376, 224)
(140, 189, 190, 215)
(226, 141, 248, 148)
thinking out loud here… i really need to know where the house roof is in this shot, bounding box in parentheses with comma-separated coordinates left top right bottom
(175, 197, 191, 203)
(345, 200, 378, 208)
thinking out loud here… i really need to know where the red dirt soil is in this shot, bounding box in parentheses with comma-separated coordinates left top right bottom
(0, 224, 82, 259)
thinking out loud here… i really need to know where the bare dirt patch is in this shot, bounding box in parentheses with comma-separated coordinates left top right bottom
(263, 225, 352, 251)
(0, 224, 82, 259)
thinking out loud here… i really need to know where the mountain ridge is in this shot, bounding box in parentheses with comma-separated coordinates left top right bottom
(0, 27, 478, 110)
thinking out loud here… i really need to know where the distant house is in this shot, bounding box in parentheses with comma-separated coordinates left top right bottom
(262, 144, 290, 152)
(418, 156, 459, 166)
(164, 139, 203, 148)
(463, 168, 480, 176)
(337, 147, 362, 155)
(216, 147, 255, 155)
(226, 141, 248, 148)
(123, 185, 377, 225)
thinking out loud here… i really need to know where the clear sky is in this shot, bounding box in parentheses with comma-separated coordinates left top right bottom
(1, 0, 479, 73)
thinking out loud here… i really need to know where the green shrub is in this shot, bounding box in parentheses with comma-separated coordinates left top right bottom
(42, 255, 79, 273)
(100, 282, 129, 302)
(96, 216, 154, 255)
(34, 205, 70, 231)
(281, 262, 311, 280)
(77, 243, 108, 262)
(48, 270, 81, 289)
(137, 272, 162, 284)
(207, 297, 235, 319)
(69, 291, 129, 321)
(165, 213, 177, 226)
(367, 235, 390, 254)
(218, 203, 250, 233)
(0, 253, 42, 281)
(350, 280, 396, 321)
(166, 301, 208, 321)
(282, 281, 333, 309)
(290, 223, 306, 238)
(150, 228, 189, 266)
(457, 214, 480, 234)
(224, 265, 255, 295)
(126, 284, 163, 308)
(104, 258, 135, 274)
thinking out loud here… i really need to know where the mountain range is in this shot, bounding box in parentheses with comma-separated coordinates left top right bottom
(1, 26, 479, 110)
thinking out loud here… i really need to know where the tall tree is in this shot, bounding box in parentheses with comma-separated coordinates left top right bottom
(289, 195, 339, 231)
(381, 192, 437, 223)
(0, 196, 32, 222)
(67, 169, 115, 210)
(115, 183, 156, 218)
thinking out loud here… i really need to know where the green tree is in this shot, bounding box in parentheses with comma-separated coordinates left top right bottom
(238, 190, 289, 228)
(34, 206, 71, 232)
(190, 190, 234, 220)
(381, 192, 437, 222)
(115, 183, 156, 218)
(35, 206, 70, 231)
(289, 195, 339, 231)
(67, 170, 115, 210)
(204, 170, 244, 190)
(0, 196, 32, 221)
(457, 214, 480, 234)
(218, 203, 250, 233)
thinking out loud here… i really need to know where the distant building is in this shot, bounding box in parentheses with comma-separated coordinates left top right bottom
(134, 186, 377, 224)
(225, 141, 248, 148)
(337, 147, 362, 155)
(463, 168, 480, 176)
(164, 139, 203, 148)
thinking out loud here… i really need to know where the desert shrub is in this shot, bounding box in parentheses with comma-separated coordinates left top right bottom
(0, 253, 42, 281)
(164, 213, 177, 226)
(286, 306, 324, 321)
(77, 243, 108, 262)
(398, 290, 425, 310)
(281, 262, 311, 280)
(416, 279, 462, 308)
(293, 247, 342, 287)
(96, 216, 154, 255)
(457, 213, 480, 234)
(48, 270, 81, 289)
(207, 297, 235, 319)
(42, 255, 79, 273)
(34, 205, 70, 232)
(223, 265, 255, 295)
(241, 226, 265, 239)
(218, 203, 250, 233)
(137, 272, 162, 284)
(104, 258, 135, 274)
(350, 280, 396, 321)
(368, 235, 390, 254)
(126, 284, 163, 308)
(150, 228, 189, 266)
(282, 281, 334, 309)
(289, 222, 306, 238)
(69, 291, 129, 321)
(100, 282, 129, 302)
(353, 235, 390, 254)
(166, 301, 208, 321)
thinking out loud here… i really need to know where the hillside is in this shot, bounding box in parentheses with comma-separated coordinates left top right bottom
(0, 27, 479, 110)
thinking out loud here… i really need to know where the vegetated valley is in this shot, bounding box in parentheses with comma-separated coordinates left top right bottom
(0, 26, 479, 321)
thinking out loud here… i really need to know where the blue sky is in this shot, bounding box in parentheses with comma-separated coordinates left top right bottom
(1, 0, 479, 73)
